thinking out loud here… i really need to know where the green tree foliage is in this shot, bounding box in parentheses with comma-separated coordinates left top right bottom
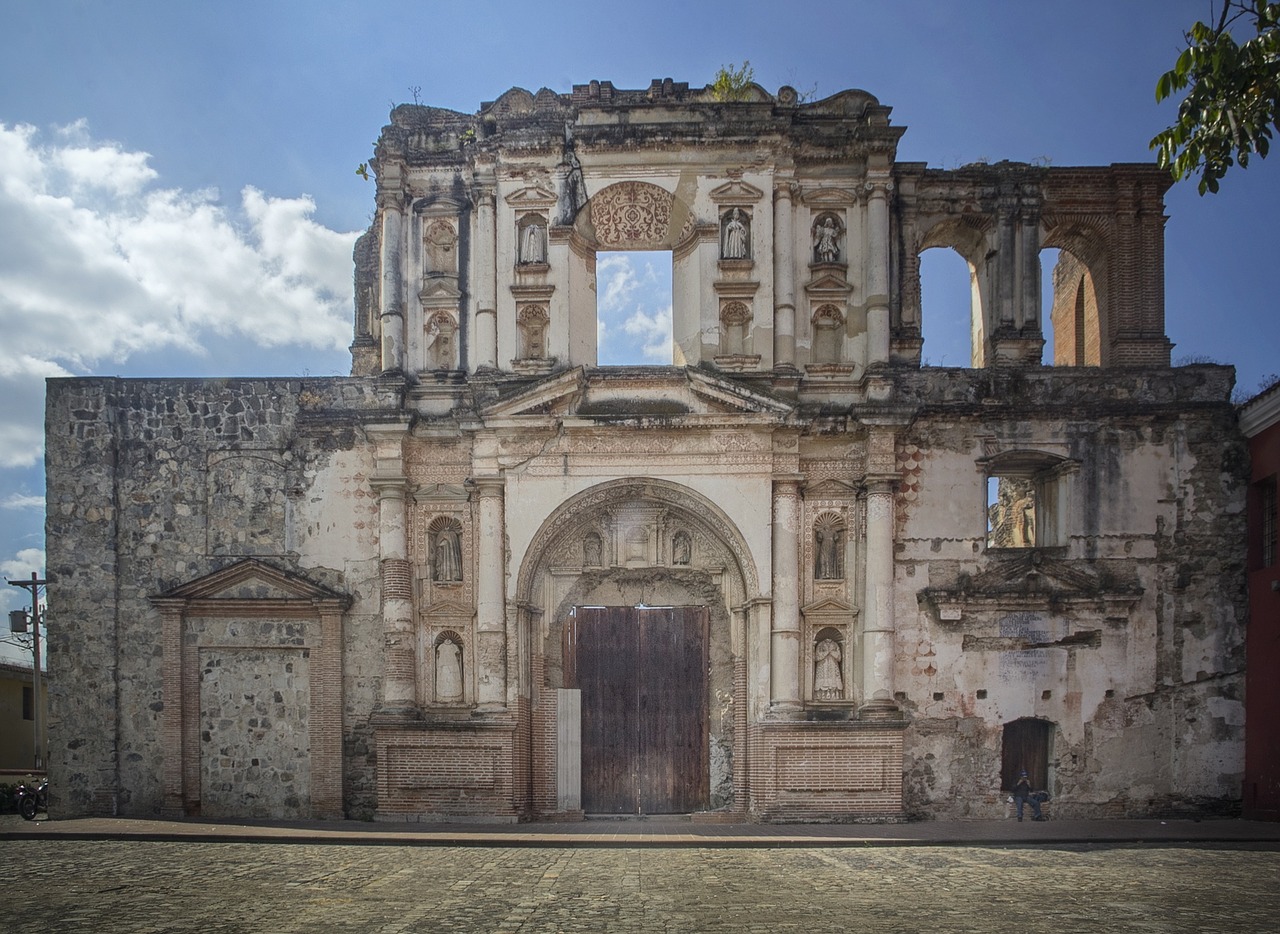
(1151, 1, 1280, 194)
(710, 61, 756, 102)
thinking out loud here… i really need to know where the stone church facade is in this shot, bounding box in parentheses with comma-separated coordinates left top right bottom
(46, 80, 1246, 822)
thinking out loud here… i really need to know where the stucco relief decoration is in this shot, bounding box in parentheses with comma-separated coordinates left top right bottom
(590, 181, 690, 249)
(426, 312, 457, 369)
(517, 305, 550, 359)
(434, 631, 464, 703)
(425, 220, 458, 276)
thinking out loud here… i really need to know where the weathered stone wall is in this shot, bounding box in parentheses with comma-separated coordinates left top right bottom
(891, 365, 1247, 818)
(45, 376, 394, 818)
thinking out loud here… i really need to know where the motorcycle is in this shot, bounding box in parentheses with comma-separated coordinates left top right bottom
(15, 778, 48, 821)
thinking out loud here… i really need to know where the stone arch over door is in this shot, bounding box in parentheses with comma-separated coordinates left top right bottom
(516, 478, 760, 812)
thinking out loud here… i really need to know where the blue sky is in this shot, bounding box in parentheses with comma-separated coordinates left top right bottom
(2, 1, 1277, 655)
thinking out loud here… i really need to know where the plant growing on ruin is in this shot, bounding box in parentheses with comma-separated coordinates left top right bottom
(1152, 1, 1280, 193)
(710, 61, 755, 101)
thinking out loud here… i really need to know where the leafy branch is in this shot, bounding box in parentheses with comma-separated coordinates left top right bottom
(710, 61, 756, 102)
(1151, 1, 1280, 194)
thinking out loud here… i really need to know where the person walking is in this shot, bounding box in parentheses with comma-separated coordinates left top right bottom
(1013, 770, 1046, 822)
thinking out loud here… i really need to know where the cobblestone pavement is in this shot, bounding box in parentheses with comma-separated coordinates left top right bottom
(4, 839, 1278, 933)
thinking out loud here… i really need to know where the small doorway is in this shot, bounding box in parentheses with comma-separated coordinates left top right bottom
(1001, 717, 1054, 791)
(565, 606, 709, 814)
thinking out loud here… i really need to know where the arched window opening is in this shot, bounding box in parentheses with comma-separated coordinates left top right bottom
(1044, 243, 1105, 367)
(596, 251, 673, 365)
(919, 247, 979, 367)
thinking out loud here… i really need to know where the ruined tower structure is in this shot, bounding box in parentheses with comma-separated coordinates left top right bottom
(46, 80, 1246, 822)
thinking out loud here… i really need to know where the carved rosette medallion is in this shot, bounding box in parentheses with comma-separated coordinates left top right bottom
(589, 181, 693, 249)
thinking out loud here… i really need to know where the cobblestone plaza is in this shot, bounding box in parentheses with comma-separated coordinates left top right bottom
(5, 837, 1278, 933)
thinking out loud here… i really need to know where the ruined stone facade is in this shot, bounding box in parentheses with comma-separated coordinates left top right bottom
(46, 80, 1246, 822)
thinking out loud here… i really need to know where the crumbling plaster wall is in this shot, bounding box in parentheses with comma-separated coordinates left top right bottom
(46, 377, 391, 818)
(889, 365, 1246, 818)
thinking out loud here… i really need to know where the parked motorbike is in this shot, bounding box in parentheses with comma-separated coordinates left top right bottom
(15, 778, 48, 820)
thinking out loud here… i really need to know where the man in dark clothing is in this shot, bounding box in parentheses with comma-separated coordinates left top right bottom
(1013, 770, 1045, 821)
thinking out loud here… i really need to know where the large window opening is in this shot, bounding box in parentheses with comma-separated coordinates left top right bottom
(596, 251, 673, 366)
(985, 451, 1072, 549)
(919, 247, 978, 367)
(1046, 247, 1102, 366)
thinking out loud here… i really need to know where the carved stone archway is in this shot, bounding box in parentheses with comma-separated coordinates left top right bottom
(516, 478, 760, 814)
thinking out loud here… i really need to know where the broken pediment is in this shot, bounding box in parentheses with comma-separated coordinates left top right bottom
(150, 558, 351, 610)
(709, 180, 765, 204)
(801, 596, 860, 619)
(481, 366, 794, 423)
(505, 184, 558, 208)
(804, 273, 854, 297)
(918, 551, 1142, 621)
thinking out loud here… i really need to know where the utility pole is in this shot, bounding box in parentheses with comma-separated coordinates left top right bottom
(7, 571, 48, 771)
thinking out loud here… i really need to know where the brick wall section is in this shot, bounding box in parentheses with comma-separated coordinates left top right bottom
(748, 722, 906, 820)
(530, 655, 559, 815)
(374, 719, 519, 821)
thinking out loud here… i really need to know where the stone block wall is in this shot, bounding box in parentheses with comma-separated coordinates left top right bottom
(45, 376, 393, 818)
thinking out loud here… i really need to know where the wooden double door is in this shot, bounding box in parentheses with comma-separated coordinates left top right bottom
(565, 606, 709, 814)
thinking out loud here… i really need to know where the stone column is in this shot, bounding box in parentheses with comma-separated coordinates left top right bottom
(860, 478, 899, 718)
(475, 478, 507, 710)
(772, 180, 796, 370)
(473, 178, 498, 370)
(378, 190, 406, 373)
(374, 480, 416, 715)
(770, 476, 802, 710)
(865, 177, 891, 366)
(1020, 213, 1041, 334)
(997, 205, 1017, 328)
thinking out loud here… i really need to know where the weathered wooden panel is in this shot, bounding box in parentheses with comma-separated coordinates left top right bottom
(571, 606, 708, 814)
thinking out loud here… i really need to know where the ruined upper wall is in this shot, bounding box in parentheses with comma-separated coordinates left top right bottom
(372, 79, 903, 170)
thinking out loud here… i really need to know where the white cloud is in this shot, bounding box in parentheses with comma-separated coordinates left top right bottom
(0, 121, 362, 466)
(0, 547, 44, 580)
(1, 494, 44, 510)
(595, 252, 672, 365)
(622, 305, 674, 362)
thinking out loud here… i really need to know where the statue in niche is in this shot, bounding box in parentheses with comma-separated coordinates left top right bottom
(433, 528, 462, 582)
(520, 222, 547, 264)
(814, 217, 840, 263)
(672, 531, 691, 566)
(815, 527, 844, 579)
(435, 638, 463, 703)
(583, 532, 602, 568)
(722, 208, 749, 259)
(814, 638, 843, 699)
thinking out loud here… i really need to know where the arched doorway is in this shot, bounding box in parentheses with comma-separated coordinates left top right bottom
(516, 479, 760, 814)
